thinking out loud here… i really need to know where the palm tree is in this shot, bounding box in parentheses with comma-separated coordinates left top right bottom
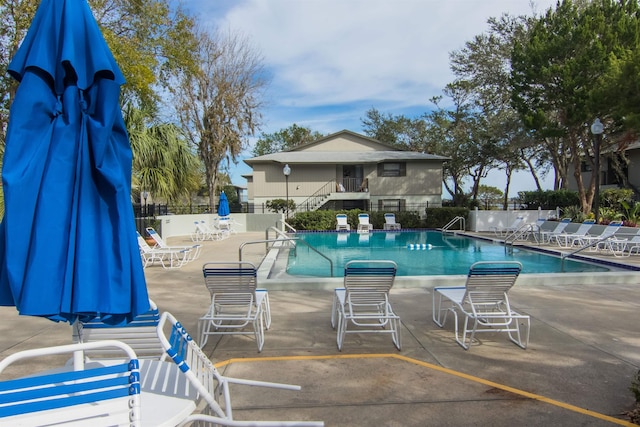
(125, 104, 201, 203)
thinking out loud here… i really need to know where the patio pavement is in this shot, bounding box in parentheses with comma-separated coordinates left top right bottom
(0, 231, 639, 426)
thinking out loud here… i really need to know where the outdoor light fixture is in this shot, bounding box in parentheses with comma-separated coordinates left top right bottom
(142, 191, 149, 229)
(282, 164, 291, 220)
(590, 118, 604, 224)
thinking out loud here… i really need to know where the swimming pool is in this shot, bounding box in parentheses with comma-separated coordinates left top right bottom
(285, 231, 612, 277)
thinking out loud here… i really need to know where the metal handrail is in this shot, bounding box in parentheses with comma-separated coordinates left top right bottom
(240, 231, 334, 277)
(441, 216, 465, 233)
(276, 219, 297, 233)
(504, 224, 534, 245)
(299, 180, 336, 212)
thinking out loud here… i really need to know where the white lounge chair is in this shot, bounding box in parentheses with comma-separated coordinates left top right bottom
(357, 213, 373, 233)
(146, 227, 201, 261)
(383, 213, 401, 230)
(0, 341, 142, 426)
(489, 216, 524, 237)
(191, 220, 229, 241)
(336, 214, 351, 231)
(157, 311, 324, 426)
(432, 261, 529, 350)
(72, 299, 165, 360)
(550, 219, 596, 248)
(137, 232, 191, 269)
(331, 260, 401, 351)
(539, 218, 571, 243)
(216, 216, 240, 234)
(199, 261, 271, 352)
(598, 228, 640, 256)
(577, 221, 623, 249)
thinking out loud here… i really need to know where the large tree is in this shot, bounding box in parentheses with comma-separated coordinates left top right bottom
(174, 27, 267, 209)
(252, 124, 324, 156)
(125, 105, 201, 203)
(511, 0, 640, 214)
(0, 0, 197, 146)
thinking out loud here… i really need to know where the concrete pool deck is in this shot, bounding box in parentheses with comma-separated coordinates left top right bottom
(0, 231, 639, 426)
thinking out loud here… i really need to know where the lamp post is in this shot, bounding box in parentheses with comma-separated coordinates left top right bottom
(282, 164, 291, 220)
(142, 191, 149, 230)
(590, 118, 604, 224)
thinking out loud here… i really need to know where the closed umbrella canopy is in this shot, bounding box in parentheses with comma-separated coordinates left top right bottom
(0, 0, 149, 324)
(218, 192, 230, 217)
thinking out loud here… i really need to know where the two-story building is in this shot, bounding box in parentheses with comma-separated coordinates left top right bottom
(243, 130, 448, 215)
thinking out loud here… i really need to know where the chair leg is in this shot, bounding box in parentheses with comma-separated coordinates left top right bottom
(507, 315, 530, 349)
(432, 292, 450, 327)
(336, 310, 346, 351)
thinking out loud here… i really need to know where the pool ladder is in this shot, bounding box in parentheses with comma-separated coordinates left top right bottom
(441, 216, 465, 234)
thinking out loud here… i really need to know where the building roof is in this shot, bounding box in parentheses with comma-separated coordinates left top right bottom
(244, 150, 448, 165)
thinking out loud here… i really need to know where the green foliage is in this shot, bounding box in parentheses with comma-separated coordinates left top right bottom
(519, 190, 580, 210)
(265, 199, 296, 215)
(631, 370, 640, 403)
(562, 205, 586, 223)
(252, 124, 325, 156)
(425, 208, 469, 229)
(287, 210, 424, 231)
(601, 188, 634, 211)
(620, 201, 640, 227)
(477, 185, 503, 210)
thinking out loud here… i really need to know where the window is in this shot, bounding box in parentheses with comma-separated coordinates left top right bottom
(377, 162, 406, 177)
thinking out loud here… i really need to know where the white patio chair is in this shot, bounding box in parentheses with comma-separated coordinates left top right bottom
(489, 216, 524, 237)
(549, 219, 596, 248)
(383, 213, 401, 230)
(157, 311, 324, 426)
(146, 227, 201, 261)
(138, 232, 191, 269)
(199, 261, 271, 352)
(577, 221, 623, 249)
(216, 216, 240, 234)
(72, 299, 165, 360)
(357, 213, 373, 233)
(0, 341, 141, 426)
(599, 228, 640, 256)
(538, 218, 571, 243)
(335, 214, 351, 231)
(192, 221, 229, 241)
(432, 261, 529, 350)
(331, 260, 401, 351)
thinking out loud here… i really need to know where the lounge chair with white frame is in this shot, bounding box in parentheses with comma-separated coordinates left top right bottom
(331, 260, 401, 351)
(146, 227, 201, 261)
(335, 214, 351, 231)
(539, 218, 571, 243)
(489, 216, 524, 237)
(383, 213, 401, 230)
(157, 311, 324, 427)
(549, 219, 596, 248)
(432, 261, 529, 350)
(138, 232, 191, 269)
(199, 261, 271, 352)
(577, 220, 623, 249)
(357, 213, 373, 233)
(597, 228, 640, 256)
(0, 341, 142, 426)
(192, 220, 228, 241)
(72, 299, 165, 360)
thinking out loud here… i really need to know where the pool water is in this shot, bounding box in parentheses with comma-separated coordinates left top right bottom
(285, 231, 611, 277)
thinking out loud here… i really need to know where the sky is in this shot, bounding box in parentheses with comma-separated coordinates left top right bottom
(181, 0, 559, 198)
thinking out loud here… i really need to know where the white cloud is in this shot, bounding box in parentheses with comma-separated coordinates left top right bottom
(191, 0, 558, 195)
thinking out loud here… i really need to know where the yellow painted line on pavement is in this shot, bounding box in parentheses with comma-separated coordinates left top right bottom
(216, 353, 634, 426)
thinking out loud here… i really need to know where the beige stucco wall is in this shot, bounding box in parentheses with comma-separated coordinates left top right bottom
(295, 133, 397, 152)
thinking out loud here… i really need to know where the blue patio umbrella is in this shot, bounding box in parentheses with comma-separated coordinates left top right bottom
(0, 0, 149, 324)
(218, 192, 230, 217)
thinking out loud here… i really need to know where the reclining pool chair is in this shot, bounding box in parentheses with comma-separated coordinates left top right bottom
(335, 214, 351, 231)
(549, 219, 595, 248)
(383, 213, 401, 230)
(72, 299, 165, 360)
(432, 261, 529, 350)
(146, 227, 201, 261)
(357, 213, 373, 233)
(157, 311, 324, 426)
(331, 260, 401, 351)
(137, 232, 191, 269)
(199, 261, 271, 352)
(0, 341, 142, 426)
